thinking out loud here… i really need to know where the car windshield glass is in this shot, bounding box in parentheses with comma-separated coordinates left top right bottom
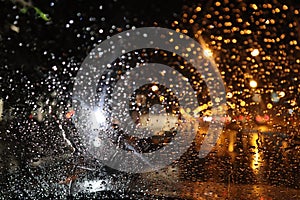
(0, 0, 299, 199)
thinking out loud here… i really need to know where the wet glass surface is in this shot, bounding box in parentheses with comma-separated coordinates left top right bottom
(0, 0, 300, 199)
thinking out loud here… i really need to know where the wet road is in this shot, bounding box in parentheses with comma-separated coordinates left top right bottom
(0, 123, 299, 199)
(129, 178, 300, 200)
(127, 126, 300, 199)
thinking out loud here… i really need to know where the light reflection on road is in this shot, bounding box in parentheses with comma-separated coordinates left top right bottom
(250, 132, 262, 173)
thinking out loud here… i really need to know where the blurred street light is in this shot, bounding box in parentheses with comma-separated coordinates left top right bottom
(249, 80, 258, 88)
(251, 49, 260, 56)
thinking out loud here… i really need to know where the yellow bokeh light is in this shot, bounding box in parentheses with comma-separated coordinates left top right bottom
(159, 96, 164, 102)
(204, 49, 213, 57)
(251, 49, 260, 56)
(226, 92, 233, 98)
(195, 6, 201, 12)
(267, 103, 273, 109)
(251, 4, 258, 10)
(249, 80, 258, 88)
(278, 91, 285, 98)
(151, 85, 159, 92)
(240, 101, 246, 106)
